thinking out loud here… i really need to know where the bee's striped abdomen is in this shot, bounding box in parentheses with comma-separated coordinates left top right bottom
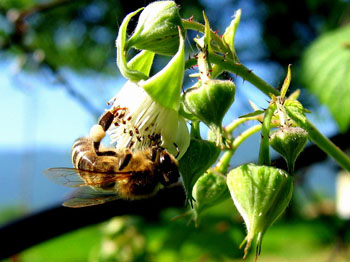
(72, 137, 122, 173)
(72, 137, 97, 171)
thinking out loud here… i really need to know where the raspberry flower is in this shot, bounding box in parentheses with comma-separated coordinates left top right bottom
(107, 80, 189, 158)
(106, 8, 189, 158)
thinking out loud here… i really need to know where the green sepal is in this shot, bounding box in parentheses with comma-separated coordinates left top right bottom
(203, 11, 212, 53)
(126, 1, 184, 56)
(116, 8, 148, 82)
(222, 9, 241, 61)
(140, 29, 185, 111)
(192, 168, 230, 226)
(178, 138, 221, 205)
(280, 64, 292, 99)
(284, 99, 308, 128)
(239, 110, 265, 118)
(270, 127, 308, 173)
(227, 164, 293, 260)
(127, 50, 155, 77)
(179, 96, 200, 121)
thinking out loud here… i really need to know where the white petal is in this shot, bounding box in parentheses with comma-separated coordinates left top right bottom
(106, 81, 190, 157)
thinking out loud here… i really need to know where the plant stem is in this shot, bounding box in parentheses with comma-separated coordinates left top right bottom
(182, 19, 229, 53)
(216, 124, 262, 174)
(216, 150, 234, 174)
(306, 120, 350, 172)
(233, 124, 262, 150)
(209, 53, 280, 97)
(183, 19, 278, 97)
(226, 116, 258, 134)
(190, 120, 202, 139)
(258, 106, 274, 166)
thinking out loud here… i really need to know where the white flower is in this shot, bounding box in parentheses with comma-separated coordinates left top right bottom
(107, 81, 190, 159)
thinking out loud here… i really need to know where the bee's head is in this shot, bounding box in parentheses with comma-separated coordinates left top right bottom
(152, 147, 180, 186)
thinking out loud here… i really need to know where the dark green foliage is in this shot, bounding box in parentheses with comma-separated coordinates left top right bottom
(0, 0, 203, 73)
(301, 26, 350, 132)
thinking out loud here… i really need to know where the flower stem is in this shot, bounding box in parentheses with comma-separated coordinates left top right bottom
(190, 120, 202, 139)
(258, 106, 274, 166)
(300, 119, 350, 172)
(216, 150, 234, 174)
(216, 124, 262, 174)
(226, 116, 258, 134)
(183, 19, 278, 97)
(233, 124, 262, 150)
(209, 53, 280, 97)
(182, 19, 229, 53)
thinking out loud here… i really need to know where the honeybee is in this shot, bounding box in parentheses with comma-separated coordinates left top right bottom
(43, 111, 180, 208)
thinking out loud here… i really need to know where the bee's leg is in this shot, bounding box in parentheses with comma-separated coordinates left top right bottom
(150, 146, 161, 162)
(118, 149, 132, 170)
(98, 110, 114, 131)
(91, 110, 118, 156)
(97, 150, 118, 156)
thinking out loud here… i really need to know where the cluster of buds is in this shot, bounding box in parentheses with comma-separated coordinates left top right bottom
(78, 2, 313, 261)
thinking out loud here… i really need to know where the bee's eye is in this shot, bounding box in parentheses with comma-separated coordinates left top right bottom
(159, 152, 171, 166)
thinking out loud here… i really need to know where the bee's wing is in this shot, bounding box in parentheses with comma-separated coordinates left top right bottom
(43, 167, 132, 188)
(63, 187, 120, 208)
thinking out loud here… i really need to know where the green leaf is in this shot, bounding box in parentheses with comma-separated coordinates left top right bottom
(178, 138, 221, 204)
(140, 28, 185, 110)
(301, 26, 350, 132)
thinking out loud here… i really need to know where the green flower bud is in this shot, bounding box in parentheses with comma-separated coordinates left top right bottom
(126, 1, 184, 56)
(179, 138, 221, 204)
(183, 79, 235, 147)
(227, 163, 293, 260)
(192, 168, 230, 226)
(183, 79, 235, 129)
(270, 127, 308, 173)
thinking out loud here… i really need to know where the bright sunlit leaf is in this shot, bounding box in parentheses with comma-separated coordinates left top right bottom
(301, 26, 350, 132)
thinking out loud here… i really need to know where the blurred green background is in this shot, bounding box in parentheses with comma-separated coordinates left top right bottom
(1, 0, 350, 261)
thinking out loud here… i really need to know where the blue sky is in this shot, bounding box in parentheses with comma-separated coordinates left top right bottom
(0, 58, 125, 151)
(0, 0, 340, 211)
